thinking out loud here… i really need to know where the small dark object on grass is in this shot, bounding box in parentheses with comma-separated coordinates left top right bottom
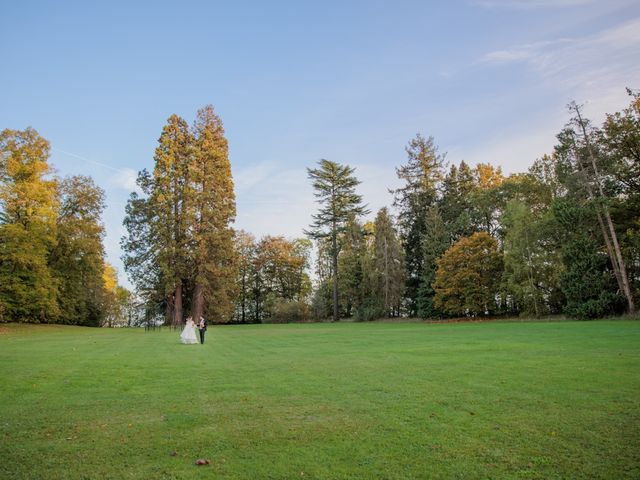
(169, 451, 177, 457)
(195, 459, 210, 466)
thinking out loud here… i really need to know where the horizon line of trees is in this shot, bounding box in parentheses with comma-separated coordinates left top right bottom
(2, 90, 638, 325)
(309, 90, 639, 321)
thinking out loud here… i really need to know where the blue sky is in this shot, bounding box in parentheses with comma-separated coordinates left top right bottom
(2, 0, 639, 288)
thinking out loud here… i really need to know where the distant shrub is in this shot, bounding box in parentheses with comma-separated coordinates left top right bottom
(266, 300, 310, 323)
(353, 301, 384, 322)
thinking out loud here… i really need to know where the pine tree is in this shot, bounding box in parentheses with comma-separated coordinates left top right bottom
(190, 105, 238, 323)
(306, 159, 368, 321)
(416, 206, 449, 318)
(439, 161, 476, 242)
(392, 134, 446, 316)
(0, 128, 59, 322)
(552, 199, 623, 317)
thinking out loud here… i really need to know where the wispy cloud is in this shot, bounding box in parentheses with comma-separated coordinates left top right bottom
(54, 148, 141, 193)
(476, 18, 640, 107)
(477, 39, 573, 65)
(470, 0, 596, 9)
(110, 167, 139, 192)
(463, 17, 640, 174)
(477, 18, 640, 79)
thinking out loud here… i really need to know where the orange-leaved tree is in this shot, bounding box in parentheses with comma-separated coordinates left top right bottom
(433, 232, 503, 316)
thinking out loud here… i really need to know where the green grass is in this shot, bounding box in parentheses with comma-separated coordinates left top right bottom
(0, 320, 639, 479)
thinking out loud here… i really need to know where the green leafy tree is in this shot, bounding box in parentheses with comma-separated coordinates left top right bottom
(469, 163, 505, 236)
(0, 128, 59, 322)
(554, 102, 635, 313)
(235, 230, 256, 323)
(502, 200, 561, 316)
(306, 159, 368, 321)
(599, 90, 640, 304)
(433, 232, 503, 316)
(338, 216, 368, 318)
(50, 175, 106, 326)
(372, 207, 404, 318)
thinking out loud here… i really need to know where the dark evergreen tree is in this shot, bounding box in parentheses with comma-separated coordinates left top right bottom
(392, 134, 446, 316)
(306, 159, 368, 321)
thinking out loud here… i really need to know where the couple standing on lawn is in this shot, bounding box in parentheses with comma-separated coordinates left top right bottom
(180, 316, 207, 345)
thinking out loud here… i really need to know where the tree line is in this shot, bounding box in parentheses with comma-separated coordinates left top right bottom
(311, 92, 639, 321)
(2, 92, 638, 325)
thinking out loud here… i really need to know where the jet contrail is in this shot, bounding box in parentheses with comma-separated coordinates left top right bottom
(52, 148, 130, 173)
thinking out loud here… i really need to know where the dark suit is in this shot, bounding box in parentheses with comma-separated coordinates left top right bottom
(198, 318, 207, 344)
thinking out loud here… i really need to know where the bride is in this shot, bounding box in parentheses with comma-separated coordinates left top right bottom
(180, 317, 198, 344)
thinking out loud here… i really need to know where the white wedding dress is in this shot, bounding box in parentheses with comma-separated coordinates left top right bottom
(180, 322, 198, 344)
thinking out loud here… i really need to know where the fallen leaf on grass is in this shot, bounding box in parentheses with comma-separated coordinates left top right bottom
(195, 459, 210, 466)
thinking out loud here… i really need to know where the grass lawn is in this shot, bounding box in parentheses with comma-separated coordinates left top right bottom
(0, 320, 639, 479)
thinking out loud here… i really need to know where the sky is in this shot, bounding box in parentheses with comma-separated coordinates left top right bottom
(2, 0, 639, 288)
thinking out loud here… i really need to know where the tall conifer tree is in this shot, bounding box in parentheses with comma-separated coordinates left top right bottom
(151, 114, 194, 326)
(190, 105, 238, 322)
(306, 159, 368, 321)
(392, 134, 446, 316)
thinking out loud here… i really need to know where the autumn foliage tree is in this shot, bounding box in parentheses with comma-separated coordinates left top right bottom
(190, 106, 238, 322)
(0, 128, 59, 322)
(122, 106, 238, 325)
(433, 232, 503, 316)
(0, 128, 121, 325)
(150, 114, 194, 327)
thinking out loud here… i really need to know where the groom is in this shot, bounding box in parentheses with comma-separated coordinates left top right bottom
(198, 316, 207, 344)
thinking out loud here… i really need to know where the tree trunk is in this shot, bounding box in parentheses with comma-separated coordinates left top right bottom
(241, 274, 246, 323)
(384, 236, 389, 316)
(192, 281, 204, 323)
(174, 282, 183, 327)
(166, 294, 174, 327)
(332, 227, 339, 322)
